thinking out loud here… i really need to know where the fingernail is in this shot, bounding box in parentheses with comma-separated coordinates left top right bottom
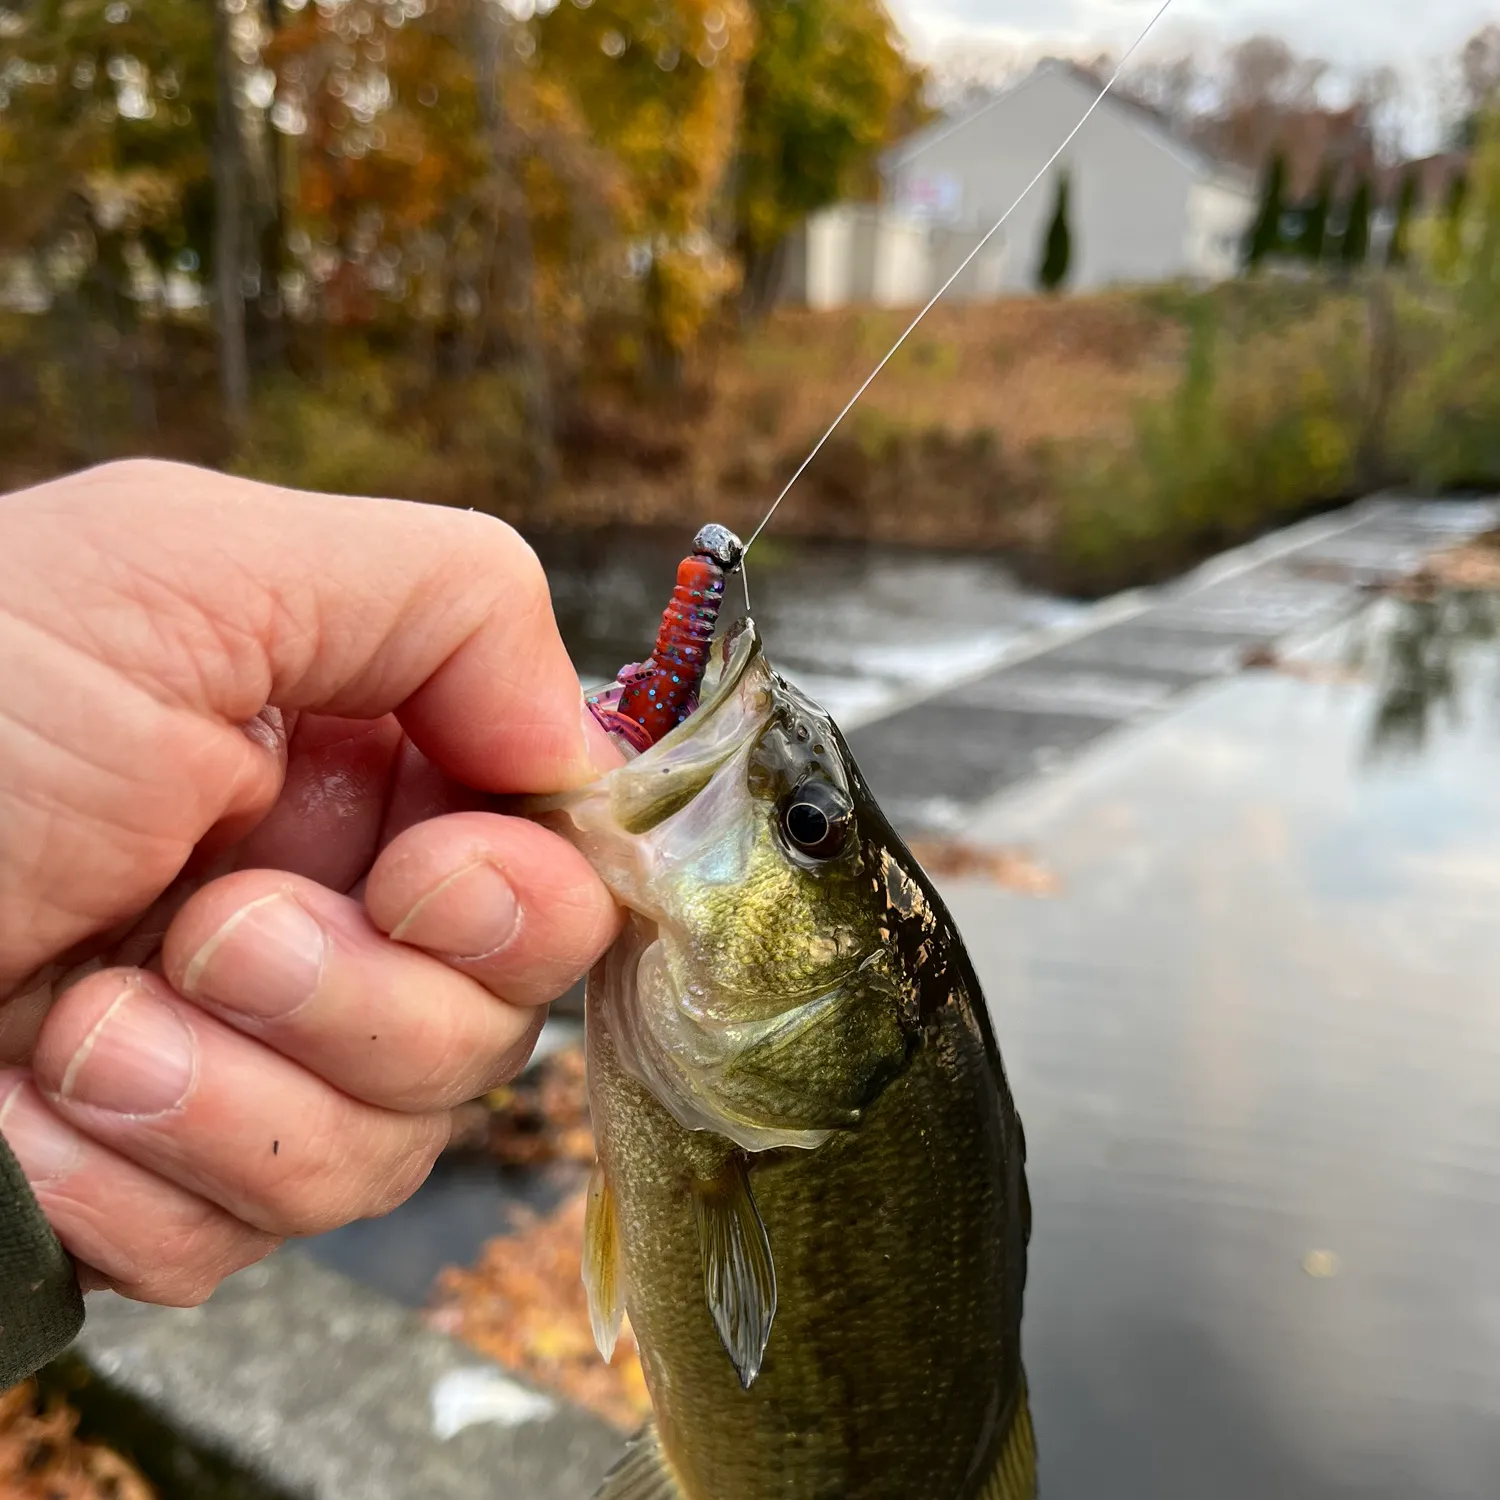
(57, 980, 195, 1116)
(180, 893, 326, 1019)
(389, 861, 520, 960)
(0, 1082, 82, 1184)
(582, 698, 626, 774)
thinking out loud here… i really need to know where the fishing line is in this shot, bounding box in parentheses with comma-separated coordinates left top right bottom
(740, 0, 1178, 558)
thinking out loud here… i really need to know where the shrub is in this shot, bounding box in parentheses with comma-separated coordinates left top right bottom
(1052, 291, 1371, 593)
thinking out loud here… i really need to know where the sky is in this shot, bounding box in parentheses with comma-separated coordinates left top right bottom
(885, 0, 1497, 151)
(888, 0, 1495, 66)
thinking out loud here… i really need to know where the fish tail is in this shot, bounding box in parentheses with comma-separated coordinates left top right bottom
(592, 1424, 685, 1500)
(976, 1373, 1037, 1500)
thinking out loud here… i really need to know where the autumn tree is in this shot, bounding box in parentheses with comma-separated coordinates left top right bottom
(732, 0, 924, 316)
(0, 0, 218, 446)
(532, 0, 753, 383)
(1210, 35, 1327, 166)
(1131, 52, 1210, 129)
(211, 0, 250, 430)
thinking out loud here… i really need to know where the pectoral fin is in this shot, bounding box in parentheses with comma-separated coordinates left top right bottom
(582, 1161, 625, 1362)
(692, 1157, 777, 1390)
(976, 1376, 1037, 1500)
(593, 1424, 684, 1500)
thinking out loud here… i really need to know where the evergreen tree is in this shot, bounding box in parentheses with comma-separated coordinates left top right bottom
(1387, 168, 1419, 266)
(1036, 170, 1073, 293)
(1246, 151, 1287, 270)
(1299, 165, 1333, 264)
(1446, 170, 1472, 263)
(1341, 176, 1373, 270)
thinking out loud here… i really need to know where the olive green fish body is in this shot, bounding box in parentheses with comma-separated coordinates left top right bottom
(592, 971, 1025, 1500)
(530, 622, 1032, 1500)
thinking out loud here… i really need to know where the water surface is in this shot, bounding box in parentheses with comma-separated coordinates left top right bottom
(530, 527, 1082, 725)
(948, 588, 1500, 1498)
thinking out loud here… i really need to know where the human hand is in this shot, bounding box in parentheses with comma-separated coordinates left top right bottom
(0, 460, 622, 1306)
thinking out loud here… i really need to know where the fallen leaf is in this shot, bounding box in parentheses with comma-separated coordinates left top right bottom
(908, 840, 1061, 896)
(0, 1380, 154, 1500)
(430, 1190, 650, 1433)
(1411, 533, 1500, 593)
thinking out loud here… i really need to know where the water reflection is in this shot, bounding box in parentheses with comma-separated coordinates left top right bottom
(955, 595, 1500, 1498)
(527, 527, 1081, 727)
(1348, 589, 1500, 762)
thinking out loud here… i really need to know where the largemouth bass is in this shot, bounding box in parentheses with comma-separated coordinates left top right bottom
(531, 615, 1033, 1500)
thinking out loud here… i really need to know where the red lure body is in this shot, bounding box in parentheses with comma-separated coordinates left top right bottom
(588, 524, 744, 754)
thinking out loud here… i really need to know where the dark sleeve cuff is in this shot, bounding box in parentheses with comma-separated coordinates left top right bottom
(0, 1122, 84, 1387)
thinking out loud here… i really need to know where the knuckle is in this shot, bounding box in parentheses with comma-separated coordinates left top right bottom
(88, 456, 171, 486)
(451, 511, 548, 604)
(106, 1213, 279, 1308)
(250, 1111, 444, 1236)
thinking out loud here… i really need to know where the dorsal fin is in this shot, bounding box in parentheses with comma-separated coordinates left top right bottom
(594, 1424, 685, 1500)
(976, 1376, 1037, 1500)
(582, 1161, 625, 1361)
(692, 1156, 777, 1389)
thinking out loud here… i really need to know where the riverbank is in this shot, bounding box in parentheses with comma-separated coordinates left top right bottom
(3, 274, 1496, 599)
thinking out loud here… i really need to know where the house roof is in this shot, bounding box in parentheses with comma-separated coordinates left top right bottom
(1374, 151, 1471, 210)
(887, 58, 1254, 195)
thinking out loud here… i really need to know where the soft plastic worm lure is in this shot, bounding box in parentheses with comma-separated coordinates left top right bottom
(586, 523, 744, 753)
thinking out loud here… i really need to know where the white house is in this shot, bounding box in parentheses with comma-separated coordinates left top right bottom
(780, 59, 1257, 309)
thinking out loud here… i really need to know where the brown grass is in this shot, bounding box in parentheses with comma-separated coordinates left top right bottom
(547, 292, 1185, 547)
(711, 294, 1178, 451)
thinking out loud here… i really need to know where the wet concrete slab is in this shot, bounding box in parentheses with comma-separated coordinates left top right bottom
(849, 499, 1499, 833)
(845, 700, 1119, 823)
(937, 590, 1500, 1500)
(73, 1252, 622, 1500)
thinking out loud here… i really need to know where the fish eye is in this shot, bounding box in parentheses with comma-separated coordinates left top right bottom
(780, 780, 851, 859)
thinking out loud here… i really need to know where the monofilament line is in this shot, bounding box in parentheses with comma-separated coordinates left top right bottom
(741, 0, 1178, 557)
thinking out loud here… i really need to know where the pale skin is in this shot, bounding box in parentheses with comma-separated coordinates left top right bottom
(0, 458, 624, 1306)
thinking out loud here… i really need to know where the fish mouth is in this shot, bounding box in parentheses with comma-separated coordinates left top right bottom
(584, 617, 773, 837)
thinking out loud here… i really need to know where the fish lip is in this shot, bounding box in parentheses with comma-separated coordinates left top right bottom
(634, 614, 761, 759)
(507, 619, 764, 826)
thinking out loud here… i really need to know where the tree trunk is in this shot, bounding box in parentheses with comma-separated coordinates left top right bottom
(211, 0, 250, 435)
(250, 0, 288, 375)
(471, 0, 557, 496)
(738, 236, 787, 324)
